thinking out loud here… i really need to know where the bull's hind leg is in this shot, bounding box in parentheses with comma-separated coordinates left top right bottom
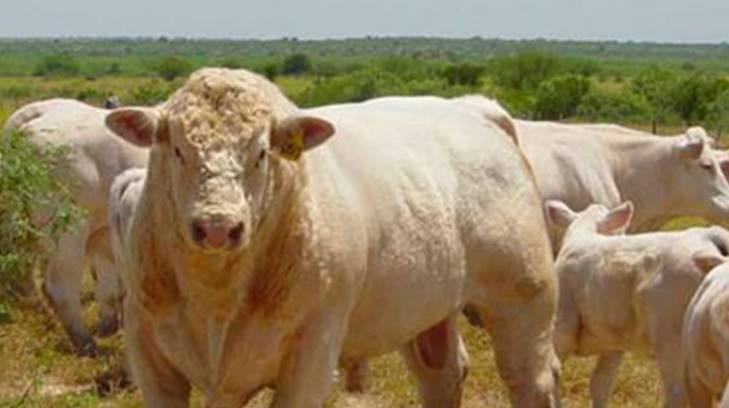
(42, 230, 96, 355)
(469, 242, 561, 407)
(400, 314, 469, 408)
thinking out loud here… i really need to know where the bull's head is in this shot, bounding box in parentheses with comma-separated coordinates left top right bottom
(105, 69, 334, 254)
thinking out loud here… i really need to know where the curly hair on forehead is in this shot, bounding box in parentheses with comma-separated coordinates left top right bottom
(163, 68, 297, 147)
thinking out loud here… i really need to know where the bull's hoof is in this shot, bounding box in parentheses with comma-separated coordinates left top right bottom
(462, 304, 484, 328)
(96, 316, 120, 338)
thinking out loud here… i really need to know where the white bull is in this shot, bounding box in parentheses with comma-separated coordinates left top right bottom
(107, 68, 560, 407)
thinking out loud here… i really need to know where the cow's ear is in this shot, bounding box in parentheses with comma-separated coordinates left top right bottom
(597, 201, 633, 234)
(692, 250, 727, 274)
(270, 115, 335, 161)
(106, 108, 165, 147)
(674, 130, 705, 160)
(544, 200, 577, 229)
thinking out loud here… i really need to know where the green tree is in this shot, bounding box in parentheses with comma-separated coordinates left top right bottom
(577, 90, 650, 123)
(33, 54, 81, 77)
(631, 68, 676, 133)
(441, 63, 485, 87)
(492, 51, 562, 91)
(156, 56, 192, 81)
(668, 74, 724, 126)
(281, 53, 313, 76)
(533, 75, 591, 120)
(707, 89, 729, 138)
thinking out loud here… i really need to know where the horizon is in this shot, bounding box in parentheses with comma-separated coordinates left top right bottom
(0, 35, 725, 46)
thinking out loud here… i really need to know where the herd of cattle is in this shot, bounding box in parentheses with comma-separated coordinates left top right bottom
(5, 67, 729, 407)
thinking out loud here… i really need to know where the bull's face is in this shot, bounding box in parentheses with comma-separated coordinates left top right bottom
(105, 99, 333, 254)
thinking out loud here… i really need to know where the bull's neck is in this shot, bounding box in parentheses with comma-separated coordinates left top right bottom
(606, 134, 678, 232)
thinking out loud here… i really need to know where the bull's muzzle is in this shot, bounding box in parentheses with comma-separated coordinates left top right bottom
(191, 217, 245, 250)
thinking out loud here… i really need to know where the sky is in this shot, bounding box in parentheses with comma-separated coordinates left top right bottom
(1, 0, 727, 43)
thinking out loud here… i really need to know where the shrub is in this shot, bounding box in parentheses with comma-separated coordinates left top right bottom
(156, 56, 191, 82)
(0, 131, 81, 320)
(296, 68, 406, 107)
(441, 63, 485, 87)
(491, 51, 562, 91)
(668, 74, 727, 125)
(131, 80, 174, 105)
(533, 74, 591, 120)
(281, 53, 313, 76)
(33, 54, 81, 77)
(707, 89, 729, 138)
(577, 90, 651, 123)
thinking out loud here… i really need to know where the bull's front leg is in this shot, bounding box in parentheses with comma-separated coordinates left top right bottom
(125, 304, 191, 408)
(271, 302, 351, 408)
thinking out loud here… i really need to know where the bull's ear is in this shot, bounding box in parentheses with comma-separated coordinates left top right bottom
(544, 200, 577, 229)
(598, 201, 633, 234)
(692, 250, 727, 274)
(106, 108, 164, 147)
(270, 115, 335, 161)
(674, 130, 705, 160)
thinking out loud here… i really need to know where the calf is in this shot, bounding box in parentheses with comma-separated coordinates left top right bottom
(546, 200, 729, 408)
(682, 251, 729, 407)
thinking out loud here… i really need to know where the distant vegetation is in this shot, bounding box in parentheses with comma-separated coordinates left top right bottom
(1, 37, 729, 135)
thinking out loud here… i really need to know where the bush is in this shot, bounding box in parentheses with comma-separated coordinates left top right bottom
(0, 131, 81, 320)
(156, 56, 191, 81)
(492, 51, 562, 91)
(668, 74, 728, 125)
(533, 74, 591, 120)
(131, 80, 174, 105)
(297, 68, 406, 107)
(441, 63, 485, 87)
(33, 54, 81, 77)
(281, 53, 313, 76)
(577, 90, 651, 123)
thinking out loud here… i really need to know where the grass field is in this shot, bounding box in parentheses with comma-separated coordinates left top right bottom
(0, 287, 665, 408)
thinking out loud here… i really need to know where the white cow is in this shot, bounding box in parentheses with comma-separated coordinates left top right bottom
(4, 99, 148, 354)
(518, 120, 729, 250)
(545, 200, 729, 408)
(107, 68, 560, 407)
(682, 251, 729, 408)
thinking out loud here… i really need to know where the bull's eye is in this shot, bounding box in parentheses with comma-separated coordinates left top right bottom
(699, 160, 714, 172)
(174, 147, 185, 165)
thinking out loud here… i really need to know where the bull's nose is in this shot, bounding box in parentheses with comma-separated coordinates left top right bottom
(191, 219, 245, 249)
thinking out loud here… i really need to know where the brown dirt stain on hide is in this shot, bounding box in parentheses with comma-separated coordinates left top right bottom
(138, 231, 181, 314)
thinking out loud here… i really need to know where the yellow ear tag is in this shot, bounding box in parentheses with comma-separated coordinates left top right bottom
(279, 129, 305, 161)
